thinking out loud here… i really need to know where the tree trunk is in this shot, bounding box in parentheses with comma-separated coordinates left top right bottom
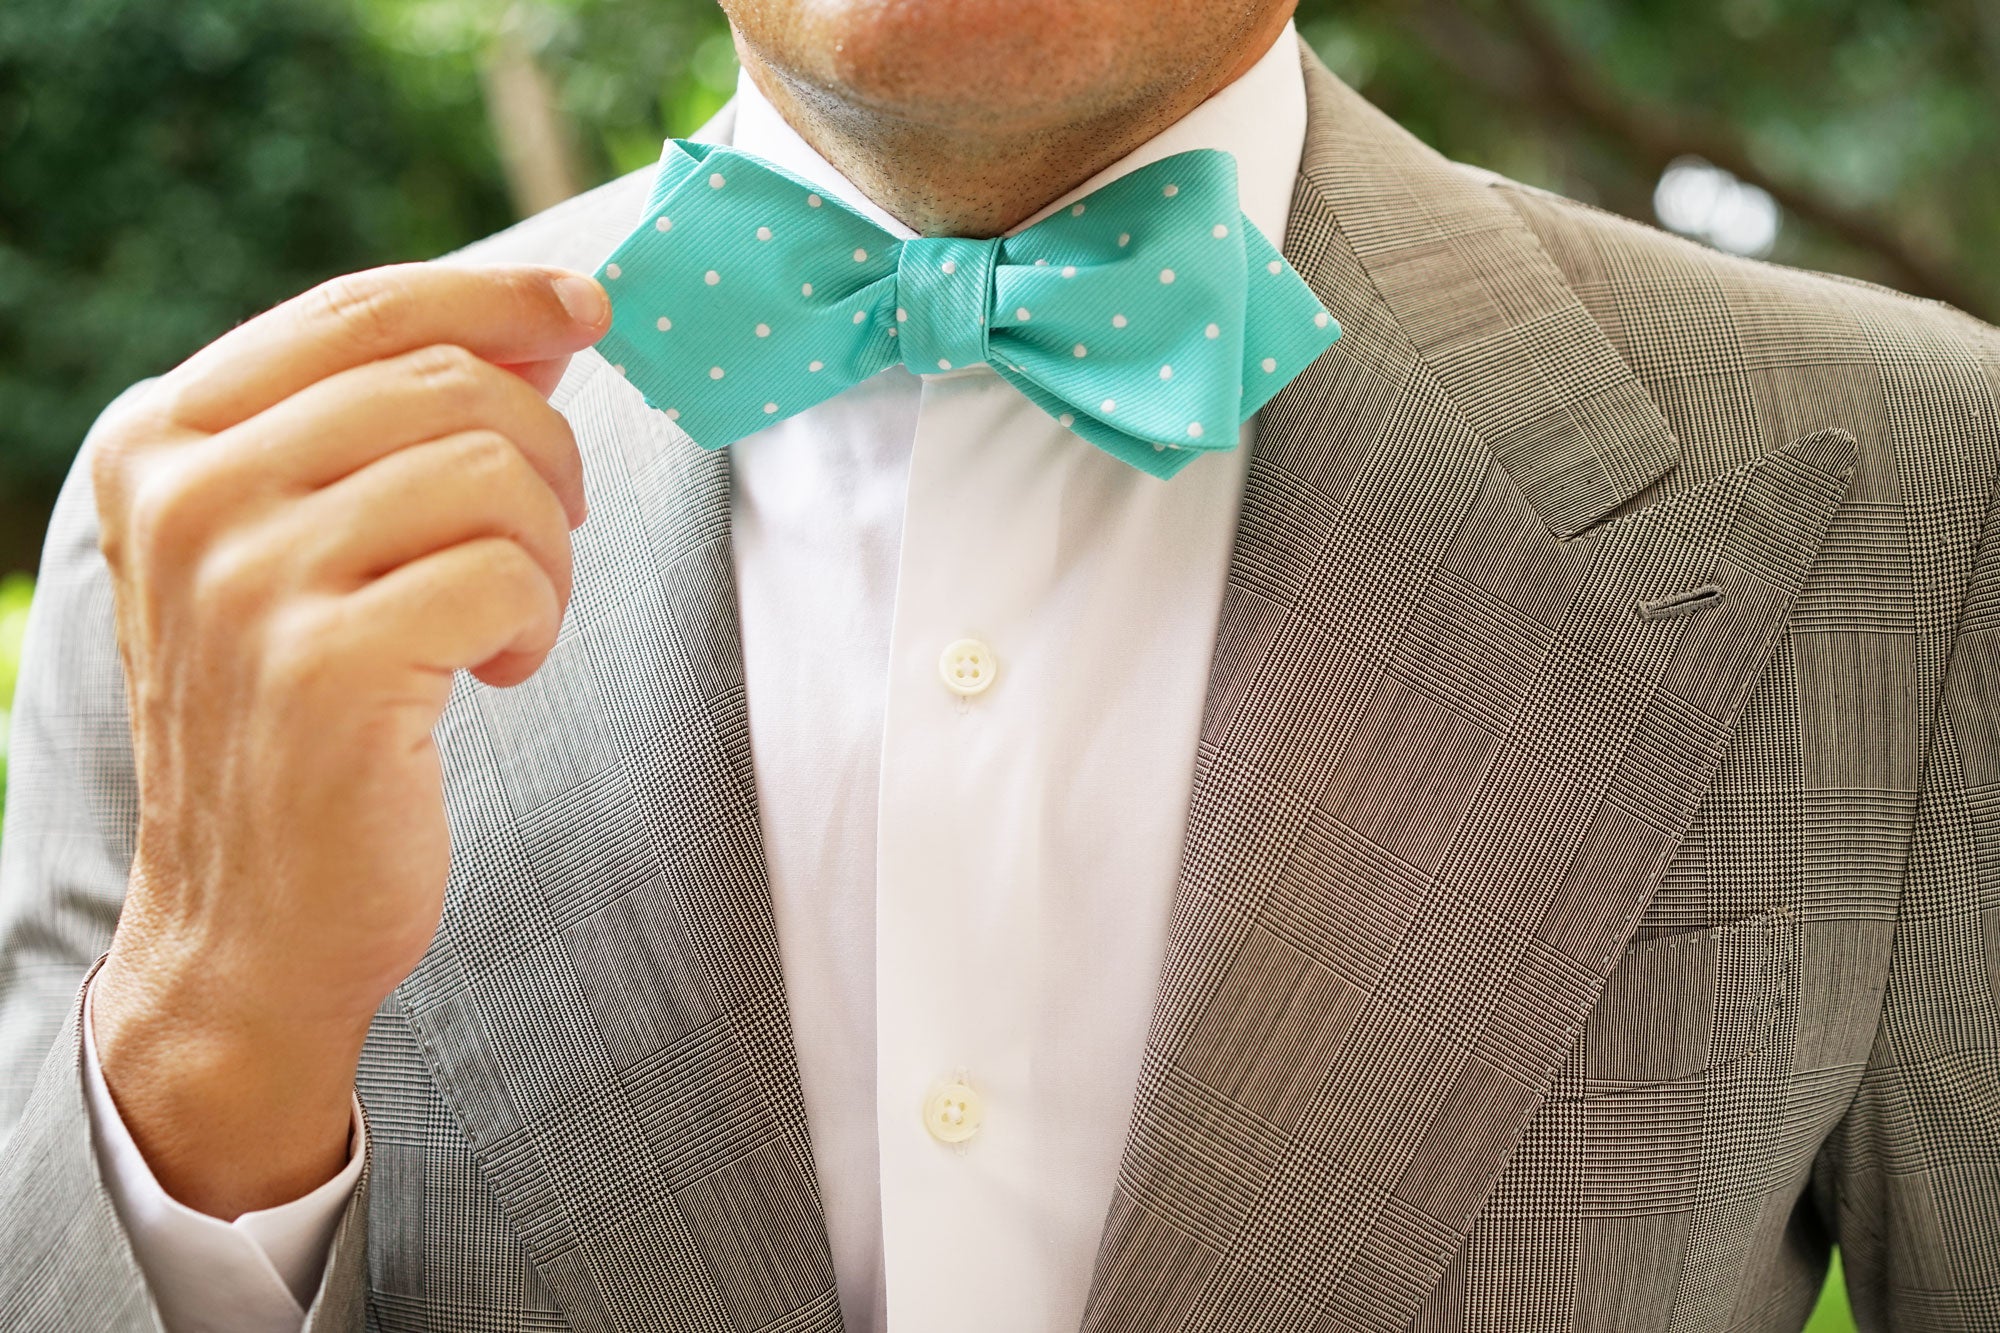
(479, 7, 585, 219)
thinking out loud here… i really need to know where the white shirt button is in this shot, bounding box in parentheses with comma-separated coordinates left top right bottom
(938, 638, 998, 696)
(923, 1079, 985, 1144)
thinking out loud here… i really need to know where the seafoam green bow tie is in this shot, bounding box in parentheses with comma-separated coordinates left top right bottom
(591, 139, 1341, 478)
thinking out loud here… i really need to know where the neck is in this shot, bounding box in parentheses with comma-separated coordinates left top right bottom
(732, 9, 1295, 239)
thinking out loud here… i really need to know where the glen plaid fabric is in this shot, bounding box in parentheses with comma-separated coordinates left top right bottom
(4, 38, 1999, 1333)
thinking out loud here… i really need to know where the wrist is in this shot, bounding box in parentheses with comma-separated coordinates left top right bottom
(91, 948, 367, 1220)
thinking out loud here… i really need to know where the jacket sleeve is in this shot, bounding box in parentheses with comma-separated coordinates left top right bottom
(1813, 459, 2000, 1331)
(0, 383, 372, 1330)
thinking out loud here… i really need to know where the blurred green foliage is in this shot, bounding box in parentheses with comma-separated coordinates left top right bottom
(1805, 1251, 1854, 1333)
(0, 0, 503, 568)
(0, 572, 33, 823)
(347, 0, 741, 186)
(0, 4, 1984, 1320)
(1297, 0, 1999, 316)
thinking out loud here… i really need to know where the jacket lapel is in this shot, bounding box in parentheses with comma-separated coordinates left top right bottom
(1080, 47, 1856, 1333)
(388, 106, 841, 1330)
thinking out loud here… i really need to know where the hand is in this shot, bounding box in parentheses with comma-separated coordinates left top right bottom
(85, 262, 609, 1218)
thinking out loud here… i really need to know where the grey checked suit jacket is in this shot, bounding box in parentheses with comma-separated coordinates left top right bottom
(3, 41, 1998, 1333)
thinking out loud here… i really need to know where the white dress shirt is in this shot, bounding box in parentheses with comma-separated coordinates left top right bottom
(80, 21, 1309, 1332)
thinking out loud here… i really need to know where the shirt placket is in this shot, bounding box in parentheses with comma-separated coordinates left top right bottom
(874, 368, 1067, 1330)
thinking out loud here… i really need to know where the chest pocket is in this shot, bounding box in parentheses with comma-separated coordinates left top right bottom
(1555, 907, 1797, 1217)
(1459, 909, 1805, 1333)
(1582, 907, 1793, 1089)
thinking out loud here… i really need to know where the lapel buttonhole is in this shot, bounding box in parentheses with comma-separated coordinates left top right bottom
(1636, 582, 1725, 621)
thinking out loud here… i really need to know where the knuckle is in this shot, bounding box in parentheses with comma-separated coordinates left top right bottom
(89, 432, 132, 524)
(484, 539, 557, 621)
(476, 445, 568, 570)
(312, 270, 406, 355)
(449, 428, 525, 489)
(127, 466, 212, 569)
(261, 636, 318, 700)
(552, 417, 586, 490)
(485, 535, 544, 591)
(407, 342, 488, 403)
(89, 387, 208, 567)
(490, 263, 557, 317)
(539, 477, 576, 548)
(263, 602, 339, 697)
(88, 390, 172, 501)
(133, 374, 200, 435)
(90, 399, 146, 459)
(190, 535, 275, 620)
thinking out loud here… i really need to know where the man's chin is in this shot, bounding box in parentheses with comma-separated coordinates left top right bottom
(726, 0, 1148, 136)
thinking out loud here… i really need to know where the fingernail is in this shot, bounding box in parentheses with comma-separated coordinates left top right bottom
(554, 275, 609, 327)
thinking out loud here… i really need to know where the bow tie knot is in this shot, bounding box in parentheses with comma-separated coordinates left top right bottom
(592, 138, 1340, 478)
(895, 236, 997, 373)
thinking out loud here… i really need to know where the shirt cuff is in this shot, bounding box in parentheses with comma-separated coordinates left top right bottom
(81, 974, 367, 1331)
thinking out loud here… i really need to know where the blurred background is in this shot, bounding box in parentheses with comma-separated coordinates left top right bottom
(2, 2, 1993, 1321)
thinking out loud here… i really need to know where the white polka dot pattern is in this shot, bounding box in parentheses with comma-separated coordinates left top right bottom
(590, 138, 1341, 477)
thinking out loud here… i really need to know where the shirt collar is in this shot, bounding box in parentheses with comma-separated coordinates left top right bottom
(726, 19, 1308, 253)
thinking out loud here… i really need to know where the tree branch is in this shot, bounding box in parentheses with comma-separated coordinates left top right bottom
(1489, 0, 1988, 321)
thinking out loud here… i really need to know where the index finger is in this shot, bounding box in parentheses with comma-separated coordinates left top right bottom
(158, 261, 611, 435)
